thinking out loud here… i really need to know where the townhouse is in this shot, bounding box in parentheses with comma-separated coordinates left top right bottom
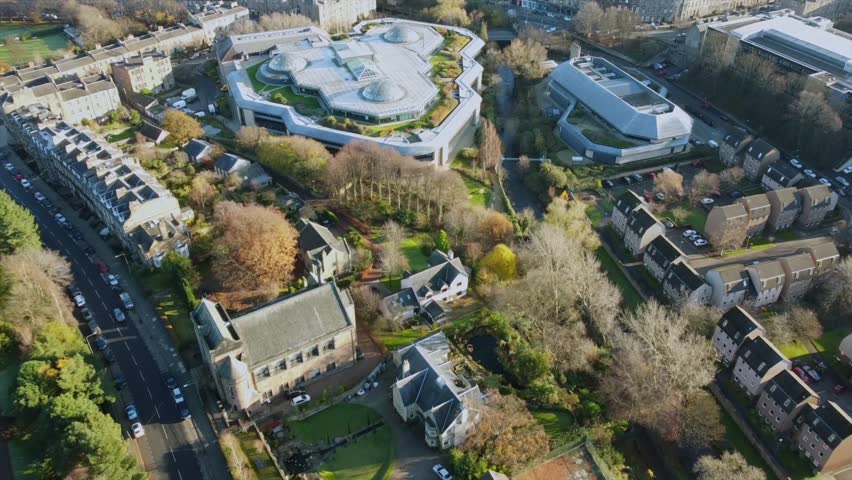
(719, 130, 753, 167)
(214, 153, 251, 178)
(794, 402, 852, 474)
(184, 139, 215, 164)
(189, 2, 251, 45)
(796, 185, 837, 229)
(624, 208, 665, 256)
(761, 162, 802, 191)
(801, 241, 840, 275)
(643, 235, 685, 283)
(713, 306, 765, 365)
(193, 282, 357, 410)
(662, 260, 713, 305)
(737, 193, 771, 237)
(611, 190, 644, 236)
(0, 73, 121, 125)
(705, 264, 752, 311)
(381, 250, 469, 325)
(742, 138, 780, 182)
(110, 51, 175, 95)
(765, 188, 801, 232)
(757, 369, 819, 433)
(779, 253, 817, 302)
(732, 336, 791, 397)
(745, 260, 786, 308)
(705, 203, 749, 250)
(296, 218, 353, 283)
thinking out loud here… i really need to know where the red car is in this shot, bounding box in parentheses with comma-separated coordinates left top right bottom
(834, 384, 848, 394)
(14, 173, 23, 181)
(96, 260, 108, 273)
(793, 366, 809, 383)
(644, 193, 653, 202)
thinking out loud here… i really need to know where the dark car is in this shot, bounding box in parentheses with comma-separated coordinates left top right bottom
(164, 375, 178, 390)
(602, 179, 614, 188)
(68, 285, 81, 297)
(622, 176, 633, 185)
(103, 348, 116, 365)
(95, 336, 108, 351)
(728, 190, 744, 199)
(114, 374, 127, 390)
(177, 402, 191, 420)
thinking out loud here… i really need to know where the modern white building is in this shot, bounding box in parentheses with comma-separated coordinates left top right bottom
(221, 19, 484, 166)
(548, 56, 692, 164)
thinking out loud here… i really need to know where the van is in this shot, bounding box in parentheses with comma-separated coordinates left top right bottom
(171, 100, 186, 110)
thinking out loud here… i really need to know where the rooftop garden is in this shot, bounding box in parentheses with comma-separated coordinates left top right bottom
(567, 104, 642, 150)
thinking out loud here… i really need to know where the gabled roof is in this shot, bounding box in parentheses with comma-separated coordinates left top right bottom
(215, 153, 251, 173)
(665, 259, 707, 293)
(297, 218, 348, 258)
(766, 187, 800, 211)
(614, 189, 643, 216)
(747, 260, 785, 290)
(763, 162, 800, 185)
(403, 251, 468, 299)
(737, 336, 787, 375)
(184, 139, 213, 159)
(710, 264, 751, 294)
(798, 402, 852, 449)
(802, 241, 840, 263)
(798, 184, 833, 207)
(779, 252, 815, 278)
(722, 129, 752, 148)
(139, 122, 168, 143)
(710, 203, 748, 222)
(626, 207, 660, 236)
(739, 193, 770, 213)
(718, 306, 763, 343)
(765, 369, 817, 415)
(645, 235, 684, 268)
(744, 138, 777, 161)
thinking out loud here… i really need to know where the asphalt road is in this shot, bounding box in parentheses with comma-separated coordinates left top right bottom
(0, 150, 204, 480)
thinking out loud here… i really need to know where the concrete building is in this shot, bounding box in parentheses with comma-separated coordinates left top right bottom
(381, 250, 469, 325)
(778, 0, 850, 18)
(796, 184, 837, 229)
(761, 162, 803, 191)
(242, 0, 299, 15)
(766, 187, 802, 231)
(732, 336, 791, 397)
(712, 306, 766, 365)
(801, 241, 840, 275)
(737, 193, 771, 237)
(6, 105, 191, 266)
(190, 2, 251, 44)
(296, 0, 377, 31)
(623, 208, 665, 256)
(111, 51, 175, 95)
(742, 138, 779, 182)
(793, 402, 852, 473)
(0, 73, 120, 125)
(643, 235, 685, 282)
(392, 332, 482, 449)
(779, 252, 817, 302)
(193, 282, 357, 410)
(719, 130, 753, 166)
(662, 259, 713, 305)
(757, 370, 819, 433)
(611, 190, 645, 236)
(705, 264, 752, 311)
(745, 259, 786, 307)
(705, 203, 749, 249)
(548, 56, 692, 165)
(296, 218, 353, 283)
(221, 20, 484, 166)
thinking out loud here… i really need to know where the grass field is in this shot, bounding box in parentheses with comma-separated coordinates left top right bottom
(293, 404, 381, 444)
(0, 23, 68, 65)
(376, 328, 434, 351)
(460, 174, 491, 207)
(660, 205, 707, 230)
(719, 407, 775, 479)
(399, 234, 431, 272)
(532, 409, 584, 449)
(595, 247, 643, 311)
(318, 425, 395, 480)
(778, 340, 810, 361)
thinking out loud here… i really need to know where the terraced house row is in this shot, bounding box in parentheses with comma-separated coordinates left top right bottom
(713, 307, 852, 475)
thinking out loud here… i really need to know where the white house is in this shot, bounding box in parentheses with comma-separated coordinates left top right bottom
(381, 250, 469, 324)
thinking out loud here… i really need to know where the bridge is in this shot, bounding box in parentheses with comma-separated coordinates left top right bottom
(488, 29, 518, 41)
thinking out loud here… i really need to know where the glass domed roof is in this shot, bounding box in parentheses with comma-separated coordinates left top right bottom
(361, 80, 406, 103)
(383, 24, 420, 44)
(267, 52, 307, 73)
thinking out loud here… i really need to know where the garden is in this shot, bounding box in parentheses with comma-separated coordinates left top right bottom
(0, 23, 69, 65)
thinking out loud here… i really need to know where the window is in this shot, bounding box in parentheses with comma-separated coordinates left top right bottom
(258, 366, 270, 378)
(325, 339, 335, 351)
(293, 353, 304, 364)
(456, 282, 462, 287)
(311, 345, 320, 357)
(278, 359, 287, 370)
(327, 362, 337, 372)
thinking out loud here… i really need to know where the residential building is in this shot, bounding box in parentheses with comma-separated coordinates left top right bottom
(704, 203, 749, 249)
(480, 472, 510, 480)
(761, 162, 803, 191)
(643, 235, 685, 282)
(732, 336, 791, 397)
(766, 187, 801, 232)
(778, 0, 850, 17)
(214, 153, 251, 178)
(548, 56, 692, 164)
(184, 139, 215, 163)
(611, 190, 644, 236)
(624, 208, 665, 256)
(737, 193, 771, 237)
(0, 73, 120, 125)
(757, 369, 819, 433)
(242, 0, 299, 15)
(793, 402, 852, 473)
(295, 0, 377, 31)
(796, 184, 837, 229)
(779, 253, 817, 302)
(221, 20, 484, 166)
(392, 332, 482, 449)
(193, 282, 357, 410)
(296, 218, 353, 282)
(742, 138, 780, 182)
(110, 51, 175, 95)
(242, 163, 273, 190)
(662, 259, 713, 305)
(5, 105, 191, 266)
(381, 250, 469, 325)
(719, 130, 753, 166)
(713, 306, 765, 365)
(705, 264, 752, 311)
(800, 241, 840, 275)
(745, 260, 786, 307)
(190, 2, 251, 44)
(139, 123, 169, 145)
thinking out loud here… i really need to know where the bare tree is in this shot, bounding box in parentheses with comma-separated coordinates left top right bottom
(690, 170, 721, 206)
(188, 173, 217, 210)
(694, 451, 766, 480)
(236, 126, 270, 152)
(720, 166, 745, 189)
(351, 285, 383, 328)
(220, 432, 251, 480)
(230, 12, 314, 34)
(654, 169, 684, 199)
(424, 0, 470, 26)
(787, 90, 842, 152)
(573, 1, 604, 37)
(380, 220, 409, 280)
(477, 119, 503, 173)
(499, 37, 549, 80)
(821, 257, 852, 316)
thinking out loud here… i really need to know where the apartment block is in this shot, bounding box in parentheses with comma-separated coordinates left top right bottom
(0, 73, 120, 125)
(737, 193, 771, 237)
(801, 241, 840, 275)
(190, 2, 251, 44)
(745, 260, 786, 308)
(705, 203, 749, 249)
(796, 185, 837, 229)
(643, 235, 685, 282)
(761, 162, 802, 191)
(705, 264, 752, 311)
(712, 306, 765, 365)
(779, 253, 817, 302)
(111, 51, 175, 95)
(732, 336, 791, 397)
(766, 187, 801, 232)
(662, 259, 713, 305)
(794, 402, 852, 473)
(742, 139, 780, 182)
(757, 370, 818, 433)
(624, 208, 665, 256)
(611, 190, 644, 236)
(719, 130, 753, 166)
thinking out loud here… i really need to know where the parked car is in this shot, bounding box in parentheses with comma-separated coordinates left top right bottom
(643, 193, 653, 202)
(844, 166, 852, 175)
(654, 192, 666, 201)
(106, 274, 120, 289)
(97, 260, 108, 273)
(836, 176, 850, 188)
(164, 375, 178, 390)
(114, 374, 127, 390)
(33, 192, 45, 202)
(114, 308, 126, 323)
(701, 197, 715, 205)
(804, 169, 817, 178)
(631, 173, 643, 182)
(171, 388, 185, 404)
(790, 159, 803, 169)
(803, 365, 821, 382)
(20, 179, 31, 189)
(291, 394, 312, 406)
(793, 366, 809, 383)
(131, 422, 145, 438)
(432, 464, 453, 480)
(94, 336, 108, 351)
(176, 401, 191, 420)
(104, 347, 116, 365)
(119, 292, 135, 310)
(819, 178, 832, 186)
(683, 229, 697, 238)
(622, 176, 633, 185)
(728, 191, 744, 199)
(54, 213, 67, 225)
(834, 384, 848, 394)
(125, 405, 138, 421)
(80, 307, 93, 321)
(14, 173, 23, 181)
(708, 140, 719, 148)
(694, 239, 709, 247)
(662, 219, 675, 228)
(602, 179, 614, 188)
(74, 294, 86, 308)
(284, 388, 307, 399)
(3, 163, 13, 171)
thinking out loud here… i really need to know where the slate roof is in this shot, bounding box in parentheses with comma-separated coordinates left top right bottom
(645, 235, 683, 269)
(626, 207, 660, 236)
(798, 402, 852, 449)
(297, 218, 348, 258)
(740, 193, 770, 214)
(139, 122, 168, 143)
(798, 184, 833, 208)
(763, 162, 800, 185)
(231, 283, 354, 366)
(711, 264, 751, 294)
(184, 139, 212, 159)
(748, 260, 785, 290)
(766, 187, 800, 212)
(723, 130, 752, 148)
(215, 153, 250, 173)
(665, 260, 706, 293)
(718, 306, 762, 344)
(765, 369, 816, 415)
(711, 203, 748, 222)
(403, 252, 468, 299)
(614, 190, 643, 216)
(780, 253, 815, 279)
(744, 138, 777, 161)
(803, 241, 840, 263)
(737, 336, 787, 375)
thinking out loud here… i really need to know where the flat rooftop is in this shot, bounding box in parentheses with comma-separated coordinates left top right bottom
(572, 57, 672, 115)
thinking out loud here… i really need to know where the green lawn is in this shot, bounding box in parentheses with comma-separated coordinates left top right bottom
(376, 328, 434, 351)
(135, 268, 194, 349)
(0, 362, 19, 416)
(245, 62, 267, 92)
(266, 86, 323, 114)
(399, 234, 431, 272)
(778, 340, 810, 361)
(236, 430, 280, 480)
(532, 409, 583, 448)
(595, 247, 643, 311)
(293, 404, 381, 444)
(318, 425, 395, 480)
(586, 204, 603, 227)
(660, 205, 707, 230)
(719, 406, 775, 479)
(106, 128, 136, 143)
(459, 174, 490, 207)
(812, 328, 852, 378)
(0, 24, 69, 65)
(722, 243, 775, 258)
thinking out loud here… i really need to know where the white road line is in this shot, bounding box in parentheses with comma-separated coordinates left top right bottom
(130, 354, 138, 366)
(153, 404, 161, 420)
(138, 370, 146, 382)
(101, 301, 109, 311)
(146, 386, 154, 400)
(177, 468, 184, 480)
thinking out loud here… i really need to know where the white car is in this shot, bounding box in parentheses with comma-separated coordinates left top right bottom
(701, 197, 715, 205)
(563, 16, 572, 21)
(172, 387, 185, 404)
(432, 464, 452, 480)
(131, 422, 145, 438)
(291, 394, 311, 406)
(790, 159, 803, 169)
(114, 308, 126, 323)
(106, 274, 120, 288)
(3, 163, 13, 171)
(54, 213, 66, 224)
(819, 178, 832, 186)
(836, 176, 850, 188)
(844, 166, 852, 175)
(707, 139, 719, 148)
(74, 294, 86, 307)
(682, 229, 697, 238)
(546, 26, 557, 33)
(194, 111, 206, 118)
(33, 192, 45, 202)
(804, 169, 817, 178)
(20, 179, 31, 189)
(693, 239, 709, 247)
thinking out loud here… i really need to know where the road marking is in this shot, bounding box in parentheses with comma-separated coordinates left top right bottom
(153, 404, 161, 420)
(101, 301, 109, 311)
(130, 354, 138, 366)
(146, 386, 154, 400)
(161, 425, 170, 441)
(177, 468, 184, 480)
(138, 371, 145, 382)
